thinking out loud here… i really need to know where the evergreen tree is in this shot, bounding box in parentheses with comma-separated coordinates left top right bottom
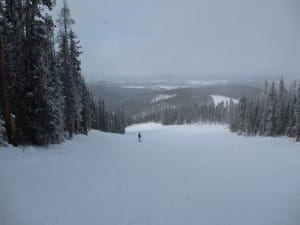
(56, 0, 77, 138)
(1, 0, 25, 144)
(69, 30, 84, 133)
(229, 99, 239, 132)
(259, 80, 269, 135)
(42, 14, 65, 143)
(265, 81, 277, 136)
(286, 81, 297, 137)
(0, 32, 16, 145)
(97, 99, 107, 131)
(275, 78, 288, 135)
(238, 97, 247, 135)
(226, 79, 299, 141)
(80, 83, 92, 135)
(22, 0, 61, 144)
(0, 0, 91, 145)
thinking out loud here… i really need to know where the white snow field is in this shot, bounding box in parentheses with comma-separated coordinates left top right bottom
(1, 123, 300, 225)
(151, 94, 177, 103)
(210, 95, 239, 105)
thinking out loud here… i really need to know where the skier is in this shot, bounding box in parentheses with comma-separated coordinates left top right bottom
(138, 132, 142, 142)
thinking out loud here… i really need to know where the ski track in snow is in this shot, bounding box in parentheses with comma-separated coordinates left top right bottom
(1, 123, 300, 225)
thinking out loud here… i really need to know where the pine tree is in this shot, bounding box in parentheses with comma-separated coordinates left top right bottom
(56, 0, 76, 138)
(42, 14, 65, 143)
(229, 99, 238, 132)
(265, 81, 277, 136)
(238, 97, 247, 135)
(80, 83, 92, 135)
(69, 30, 84, 133)
(1, 0, 64, 145)
(286, 81, 297, 137)
(0, 33, 16, 145)
(0, 0, 92, 145)
(1, 0, 26, 144)
(97, 99, 108, 131)
(259, 80, 269, 135)
(21, 0, 59, 144)
(275, 78, 288, 135)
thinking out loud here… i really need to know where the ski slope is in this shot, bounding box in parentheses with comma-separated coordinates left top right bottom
(1, 124, 300, 225)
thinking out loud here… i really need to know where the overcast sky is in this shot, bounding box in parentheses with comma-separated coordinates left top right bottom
(53, 0, 300, 82)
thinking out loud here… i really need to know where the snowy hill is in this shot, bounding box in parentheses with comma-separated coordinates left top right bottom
(1, 124, 300, 225)
(89, 83, 261, 115)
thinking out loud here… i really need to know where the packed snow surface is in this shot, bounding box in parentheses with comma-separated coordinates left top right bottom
(1, 124, 300, 225)
(210, 95, 239, 105)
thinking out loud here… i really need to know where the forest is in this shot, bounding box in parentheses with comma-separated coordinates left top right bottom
(0, 0, 126, 146)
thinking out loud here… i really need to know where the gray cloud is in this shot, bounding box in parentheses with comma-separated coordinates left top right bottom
(54, 0, 300, 81)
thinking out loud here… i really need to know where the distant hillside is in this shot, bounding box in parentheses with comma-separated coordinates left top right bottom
(89, 83, 262, 116)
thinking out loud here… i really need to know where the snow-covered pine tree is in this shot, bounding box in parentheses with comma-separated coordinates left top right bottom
(265, 81, 277, 136)
(80, 82, 92, 135)
(42, 14, 65, 143)
(275, 78, 288, 135)
(0, 0, 91, 145)
(251, 95, 262, 135)
(286, 81, 297, 137)
(21, 0, 59, 144)
(245, 97, 259, 136)
(1, 0, 26, 145)
(259, 80, 269, 135)
(56, 0, 77, 138)
(0, 31, 16, 145)
(114, 110, 126, 134)
(90, 91, 98, 130)
(69, 30, 84, 133)
(228, 99, 238, 132)
(97, 99, 107, 131)
(238, 97, 247, 135)
(106, 109, 126, 134)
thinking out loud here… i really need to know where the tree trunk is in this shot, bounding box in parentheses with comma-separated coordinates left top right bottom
(0, 36, 17, 146)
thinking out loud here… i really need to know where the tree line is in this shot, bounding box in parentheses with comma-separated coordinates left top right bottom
(0, 0, 126, 146)
(133, 102, 228, 125)
(133, 79, 300, 142)
(229, 79, 300, 141)
(90, 98, 127, 134)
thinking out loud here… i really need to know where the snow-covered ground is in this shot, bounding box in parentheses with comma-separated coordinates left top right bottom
(151, 94, 177, 103)
(1, 124, 300, 225)
(211, 95, 239, 105)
